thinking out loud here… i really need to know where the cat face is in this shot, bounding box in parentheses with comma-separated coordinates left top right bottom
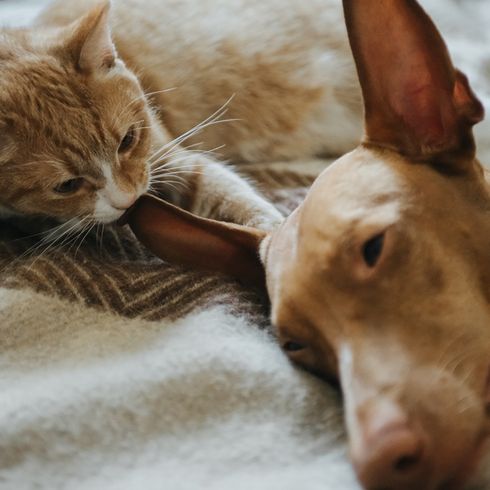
(0, 4, 152, 225)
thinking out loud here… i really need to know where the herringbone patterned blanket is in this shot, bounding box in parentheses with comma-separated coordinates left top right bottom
(0, 168, 312, 323)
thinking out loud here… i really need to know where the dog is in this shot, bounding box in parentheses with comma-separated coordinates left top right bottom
(123, 0, 490, 488)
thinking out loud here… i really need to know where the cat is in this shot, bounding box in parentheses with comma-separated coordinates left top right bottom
(0, 0, 362, 234)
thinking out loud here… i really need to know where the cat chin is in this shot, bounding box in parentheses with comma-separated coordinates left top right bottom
(87, 208, 123, 225)
(95, 215, 125, 225)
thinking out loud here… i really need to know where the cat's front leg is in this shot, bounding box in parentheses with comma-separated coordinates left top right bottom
(150, 152, 283, 230)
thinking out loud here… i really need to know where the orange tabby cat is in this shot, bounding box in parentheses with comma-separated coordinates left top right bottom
(1, 0, 361, 230)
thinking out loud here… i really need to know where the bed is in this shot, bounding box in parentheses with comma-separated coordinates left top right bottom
(1, 1, 489, 489)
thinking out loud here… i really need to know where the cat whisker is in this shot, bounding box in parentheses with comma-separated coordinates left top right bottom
(149, 176, 189, 186)
(151, 143, 226, 172)
(155, 170, 206, 178)
(150, 184, 180, 195)
(150, 178, 188, 188)
(60, 224, 88, 257)
(72, 221, 97, 258)
(148, 95, 236, 165)
(2, 229, 56, 270)
(150, 170, 207, 184)
(151, 155, 209, 171)
(96, 223, 105, 256)
(153, 156, 216, 168)
(147, 184, 182, 197)
(20, 218, 80, 254)
(150, 162, 204, 178)
(148, 142, 205, 167)
(33, 215, 93, 259)
(151, 167, 202, 181)
(143, 87, 178, 99)
(19, 217, 87, 273)
(183, 144, 226, 159)
(112, 87, 176, 126)
(63, 216, 106, 259)
(150, 116, 238, 167)
(42, 219, 85, 248)
(5, 220, 66, 244)
(148, 179, 189, 194)
(46, 217, 90, 252)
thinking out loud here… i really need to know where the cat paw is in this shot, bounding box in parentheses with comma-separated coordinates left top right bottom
(244, 205, 284, 231)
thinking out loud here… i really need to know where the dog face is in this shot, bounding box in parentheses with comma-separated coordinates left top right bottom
(264, 146, 490, 489)
(263, 1, 490, 486)
(126, 1, 490, 488)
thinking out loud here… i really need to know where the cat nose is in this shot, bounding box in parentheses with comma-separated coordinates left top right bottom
(112, 193, 138, 210)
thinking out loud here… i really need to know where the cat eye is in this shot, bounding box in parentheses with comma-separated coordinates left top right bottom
(362, 233, 385, 267)
(54, 178, 84, 194)
(118, 126, 137, 153)
(283, 341, 306, 352)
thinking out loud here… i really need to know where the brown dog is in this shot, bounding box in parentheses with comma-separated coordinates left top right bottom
(125, 0, 490, 488)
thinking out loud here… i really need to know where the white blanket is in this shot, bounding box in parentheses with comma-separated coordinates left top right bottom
(0, 288, 357, 490)
(1, 2, 490, 490)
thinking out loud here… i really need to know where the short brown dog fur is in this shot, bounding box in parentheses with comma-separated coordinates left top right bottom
(126, 1, 490, 489)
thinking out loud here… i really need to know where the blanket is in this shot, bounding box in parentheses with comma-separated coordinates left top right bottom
(1, 2, 490, 490)
(1, 160, 365, 490)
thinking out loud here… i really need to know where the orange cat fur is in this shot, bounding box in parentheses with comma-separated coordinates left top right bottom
(1, 0, 361, 230)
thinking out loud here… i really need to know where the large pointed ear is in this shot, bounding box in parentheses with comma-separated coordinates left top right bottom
(125, 195, 268, 288)
(343, 0, 484, 169)
(59, 2, 116, 73)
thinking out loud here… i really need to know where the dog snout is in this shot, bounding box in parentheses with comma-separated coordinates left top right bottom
(352, 407, 431, 490)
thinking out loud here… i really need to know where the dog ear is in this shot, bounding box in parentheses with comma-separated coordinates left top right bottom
(343, 0, 484, 169)
(126, 195, 267, 288)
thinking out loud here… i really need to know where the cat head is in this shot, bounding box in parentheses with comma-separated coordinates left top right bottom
(0, 3, 152, 225)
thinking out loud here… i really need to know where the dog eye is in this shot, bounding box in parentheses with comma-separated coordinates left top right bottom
(118, 126, 136, 153)
(283, 341, 305, 352)
(362, 233, 385, 267)
(54, 178, 84, 194)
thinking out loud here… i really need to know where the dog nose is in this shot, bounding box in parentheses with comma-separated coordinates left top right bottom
(353, 425, 428, 490)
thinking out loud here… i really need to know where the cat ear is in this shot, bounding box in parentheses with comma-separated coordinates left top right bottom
(63, 2, 116, 73)
(343, 0, 484, 169)
(125, 195, 268, 288)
